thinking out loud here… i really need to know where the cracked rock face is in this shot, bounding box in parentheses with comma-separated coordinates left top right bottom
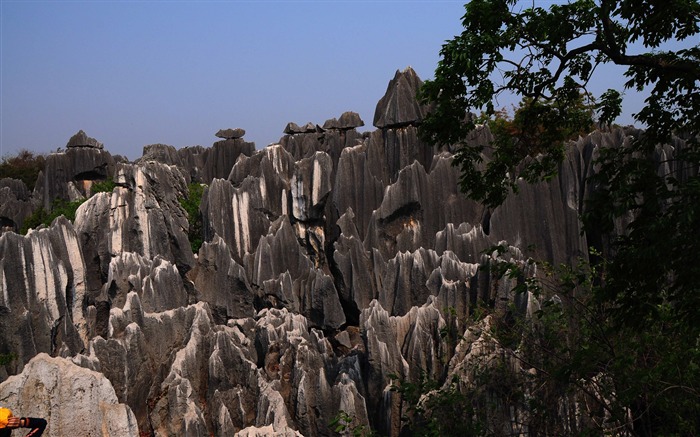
(0, 67, 651, 436)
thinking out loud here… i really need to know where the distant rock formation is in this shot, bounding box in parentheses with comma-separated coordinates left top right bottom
(216, 127, 246, 140)
(39, 132, 116, 210)
(0, 67, 673, 436)
(66, 129, 104, 149)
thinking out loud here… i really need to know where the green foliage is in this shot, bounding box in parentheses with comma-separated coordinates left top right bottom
(420, 0, 700, 208)
(90, 178, 116, 194)
(0, 149, 45, 191)
(486, 246, 700, 436)
(180, 183, 205, 253)
(20, 198, 84, 234)
(419, 2, 700, 435)
(391, 373, 483, 437)
(330, 411, 376, 437)
(0, 353, 16, 366)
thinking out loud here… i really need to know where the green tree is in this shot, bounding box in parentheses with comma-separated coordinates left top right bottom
(419, 1, 700, 435)
(0, 149, 45, 191)
(421, 0, 699, 207)
(180, 183, 205, 253)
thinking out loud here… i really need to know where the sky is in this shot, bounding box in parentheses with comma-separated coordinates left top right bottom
(0, 0, 667, 161)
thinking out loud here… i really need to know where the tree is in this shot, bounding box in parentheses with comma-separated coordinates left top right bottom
(419, 1, 700, 435)
(421, 0, 699, 207)
(0, 149, 45, 191)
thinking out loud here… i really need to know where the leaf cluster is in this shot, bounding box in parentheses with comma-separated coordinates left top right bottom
(390, 373, 486, 437)
(90, 178, 116, 194)
(420, 0, 700, 206)
(20, 198, 84, 234)
(0, 149, 45, 191)
(330, 411, 376, 437)
(0, 353, 17, 366)
(486, 247, 700, 436)
(179, 183, 205, 253)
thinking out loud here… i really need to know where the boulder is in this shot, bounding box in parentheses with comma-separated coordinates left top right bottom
(338, 111, 365, 129)
(216, 128, 246, 140)
(0, 353, 138, 436)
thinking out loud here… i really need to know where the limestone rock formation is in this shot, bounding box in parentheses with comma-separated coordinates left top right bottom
(66, 129, 104, 149)
(139, 143, 183, 167)
(0, 67, 656, 436)
(216, 128, 246, 140)
(373, 67, 429, 129)
(284, 122, 317, 135)
(0, 217, 87, 377)
(0, 178, 37, 234)
(0, 353, 138, 436)
(40, 136, 116, 209)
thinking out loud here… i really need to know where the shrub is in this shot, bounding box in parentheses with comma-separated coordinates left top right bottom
(180, 183, 205, 253)
(20, 198, 84, 234)
(0, 149, 45, 191)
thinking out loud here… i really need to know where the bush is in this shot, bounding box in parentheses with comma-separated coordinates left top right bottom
(0, 149, 45, 191)
(180, 183, 205, 253)
(20, 198, 84, 234)
(90, 178, 116, 194)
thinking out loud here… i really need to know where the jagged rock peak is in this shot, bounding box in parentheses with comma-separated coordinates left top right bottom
(373, 66, 428, 129)
(284, 121, 318, 134)
(66, 129, 103, 149)
(323, 111, 365, 130)
(215, 127, 246, 139)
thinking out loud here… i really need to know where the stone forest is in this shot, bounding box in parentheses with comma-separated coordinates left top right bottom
(0, 67, 691, 436)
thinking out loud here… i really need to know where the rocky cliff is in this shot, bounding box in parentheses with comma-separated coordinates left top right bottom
(0, 67, 650, 436)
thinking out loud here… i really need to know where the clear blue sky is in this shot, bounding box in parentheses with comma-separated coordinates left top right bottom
(1, 0, 470, 159)
(0, 1, 659, 160)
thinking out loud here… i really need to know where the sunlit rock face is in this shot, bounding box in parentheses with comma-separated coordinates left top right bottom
(0, 66, 649, 436)
(74, 160, 194, 287)
(0, 353, 138, 437)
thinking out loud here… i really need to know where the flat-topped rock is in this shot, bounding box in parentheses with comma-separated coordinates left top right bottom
(323, 111, 365, 130)
(284, 121, 318, 134)
(215, 127, 246, 139)
(339, 111, 365, 129)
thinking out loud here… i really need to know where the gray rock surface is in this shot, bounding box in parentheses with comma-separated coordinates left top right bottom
(0, 353, 138, 436)
(0, 68, 662, 436)
(40, 143, 116, 210)
(0, 217, 87, 377)
(0, 178, 37, 234)
(373, 67, 429, 129)
(139, 143, 183, 167)
(66, 129, 104, 149)
(216, 128, 246, 140)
